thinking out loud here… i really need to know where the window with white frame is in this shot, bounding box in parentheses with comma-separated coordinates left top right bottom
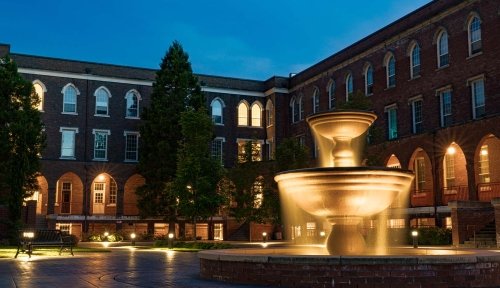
(93, 130, 110, 160)
(411, 98, 423, 134)
(364, 65, 373, 95)
(265, 100, 274, 127)
(290, 97, 298, 123)
(312, 88, 320, 113)
(479, 145, 490, 183)
(211, 138, 224, 165)
(124, 132, 139, 162)
(125, 90, 140, 118)
(251, 102, 262, 127)
(211, 98, 224, 124)
(95, 87, 110, 116)
(439, 89, 453, 127)
(33, 81, 45, 111)
(385, 106, 398, 140)
(62, 84, 78, 114)
(470, 78, 485, 119)
(328, 80, 336, 110)
(299, 95, 304, 120)
(60, 127, 78, 158)
(444, 151, 456, 188)
(386, 54, 396, 88)
(237, 102, 249, 126)
(345, 74, 353, 101)
(109, 180, 117, 205)
(468, 16, 482, 56)
(437, 30, 449, 68)
(414, 157, 426, 192)
(410, 43, 421, 78)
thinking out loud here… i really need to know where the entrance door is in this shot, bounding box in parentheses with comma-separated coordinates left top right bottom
(93, 182, 105, 214)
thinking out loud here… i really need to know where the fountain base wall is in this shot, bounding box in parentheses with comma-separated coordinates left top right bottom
(199, 248, 500, 287)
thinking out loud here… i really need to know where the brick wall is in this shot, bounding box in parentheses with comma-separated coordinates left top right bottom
(449, 200, 494, 245)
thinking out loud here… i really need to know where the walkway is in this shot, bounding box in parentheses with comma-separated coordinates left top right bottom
(0, 247, 270, 287)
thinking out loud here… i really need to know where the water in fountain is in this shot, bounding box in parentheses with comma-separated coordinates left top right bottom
(275, 110, 414, 255)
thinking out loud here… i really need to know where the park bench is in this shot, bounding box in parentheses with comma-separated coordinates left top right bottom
(15, 229, 75, 258)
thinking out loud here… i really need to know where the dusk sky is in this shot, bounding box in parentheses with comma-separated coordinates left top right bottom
(2, 0, 431, 80)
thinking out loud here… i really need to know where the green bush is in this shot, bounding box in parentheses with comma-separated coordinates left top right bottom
(87, 232, 123, 242)
(153, 240, 233, 250)
(408, 227, 452, 245)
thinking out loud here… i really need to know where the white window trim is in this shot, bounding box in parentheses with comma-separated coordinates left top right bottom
(436, 86, 453, 127)
(210, 97, 225, 126)
(436, 30, 449, 68)
(409, 43, 421, 79)
(33, 79, 47, 112)
(467, 15, 482, 57)
(237, 101, 250, 127)
(327, 80, 335, 110)
(124, 89, 141, 119)
(123, 131, 140, 162)
(61, 83, 80, 115)
(92, 129, 111, 161)
(59, 127, 79, 160)
(384, 53, 396, 88)
(345, 74, 353, 101)
(384, 104, 398, 140)
(409, 96, 423, 134)
(312, 88, 320, 114)
(363, 64, 373, 96)
(467, 76, 485, 120)
(94, 86, 112, 117)
(250, 101, 263, 128)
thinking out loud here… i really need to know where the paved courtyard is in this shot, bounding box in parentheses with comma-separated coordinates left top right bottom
(0, 247, 270, 288)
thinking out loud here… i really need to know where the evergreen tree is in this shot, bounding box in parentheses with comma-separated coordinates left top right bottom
(0, 56, 45, 243)
(136, 41, 204, 235)
(174, 107, 224, 240)
(275, 138, 309, 172)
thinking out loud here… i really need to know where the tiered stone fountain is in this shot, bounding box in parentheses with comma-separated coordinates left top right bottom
(275, 110, 414, 254)
(199, 110, 500, 287)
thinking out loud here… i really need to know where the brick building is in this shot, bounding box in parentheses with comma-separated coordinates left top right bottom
(2, 0, 500, 245)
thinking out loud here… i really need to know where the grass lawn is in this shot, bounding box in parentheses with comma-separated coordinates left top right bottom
(0, 246, 111, 258)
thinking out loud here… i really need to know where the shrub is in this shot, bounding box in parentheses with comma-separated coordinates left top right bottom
(407, 227, 452, 245)
(153, 240, 233, 250)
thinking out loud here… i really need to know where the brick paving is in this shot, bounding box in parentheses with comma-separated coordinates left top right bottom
(0, 248, 271, 287)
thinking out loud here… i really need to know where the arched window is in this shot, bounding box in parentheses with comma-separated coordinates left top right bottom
(237, 101, 249, 126)
(62, 83, 79, 114)
(437, 30, 449, 68)
(299, 94, 304, 120)
(345, 73, 353, 101)
(251, 102, 262, 127)
(385, 53, 396, 88)
(211, 98, 224, 124)
(327, 80, 335, 110)
(364, 65, 373, 95)
(468, 16, 482, 56)
(125, 90, 140, 118)
(312, 87, 320, 113)
(94, 87, 111, 116)
(410, 43, 421, 78)
(265, 100, 274, 127)
(33, 80, 46, 111)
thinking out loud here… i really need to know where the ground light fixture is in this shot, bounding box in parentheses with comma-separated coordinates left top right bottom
(319, 231, 326, 237)
(262, 232, 267, 243)
(168, 233, 174, 249)
(23, 231, 35, 239)
(412, 230, 419, 248)
(103, 231, 109, 241)
(130, 233, 136, 246)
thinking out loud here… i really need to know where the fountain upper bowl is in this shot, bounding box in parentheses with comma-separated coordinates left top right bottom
(306, 110, 377, 140)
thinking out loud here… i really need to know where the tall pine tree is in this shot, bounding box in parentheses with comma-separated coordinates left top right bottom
(0, 56, 45, 243)
(136, 41, 204, 235)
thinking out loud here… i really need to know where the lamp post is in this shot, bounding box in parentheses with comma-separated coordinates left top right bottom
(103, 231, 109, 242)
(130, 233, 136, 246)
(412, 230, 419, 248)
(168, 233, 174, 249)
(262, 232, 267, 243)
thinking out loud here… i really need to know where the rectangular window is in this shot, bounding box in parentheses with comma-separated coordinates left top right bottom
(109, 182, 117, 204)
(479, 145, 490, 183)
(440, 90, 452, 127)
(471, 79, 485, 119)
(124, 132, 139, 162)
(211, 138, 223, 165)
(93, 130, 110, 160)
(386, 107, 398, 140)
(61, 182, 71, 214)
(56, 223, 72, 235)
(444, 153, 455, 188)
(414, 157, 425, 192)
(237, 140, 262, 163)
(411, 99, 423, 134)
(60, 128, 78, 158)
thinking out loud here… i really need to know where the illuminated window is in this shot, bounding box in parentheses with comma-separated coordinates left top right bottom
(306, 222, 316, 237)
(95, 87, 110, 116)
(109, 180, 117, 204)
(410, 43, 421, 78)
(56, 223, 71, 235)
(437, 30, 449, 68)
(479, 145, 490, 183)
(251, 102, 262, 127)
(385, 106, 398, 140)
(211, 98, 224, 124)
(33, 81, 45, 111)
(237, 140, 262, 163)
(237, 102, 249, 126)
(125, 90, 140, 118)
(252, 176, 264, 208)
(62, 84, 78, 114)
(364, 65, 373, 95)
(468, 16, 482, 56)
(444, 146, 456, 188)
(387, 219, 405, 229)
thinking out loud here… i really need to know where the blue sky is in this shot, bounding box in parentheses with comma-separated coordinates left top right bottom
(1, 0, 431, 80)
